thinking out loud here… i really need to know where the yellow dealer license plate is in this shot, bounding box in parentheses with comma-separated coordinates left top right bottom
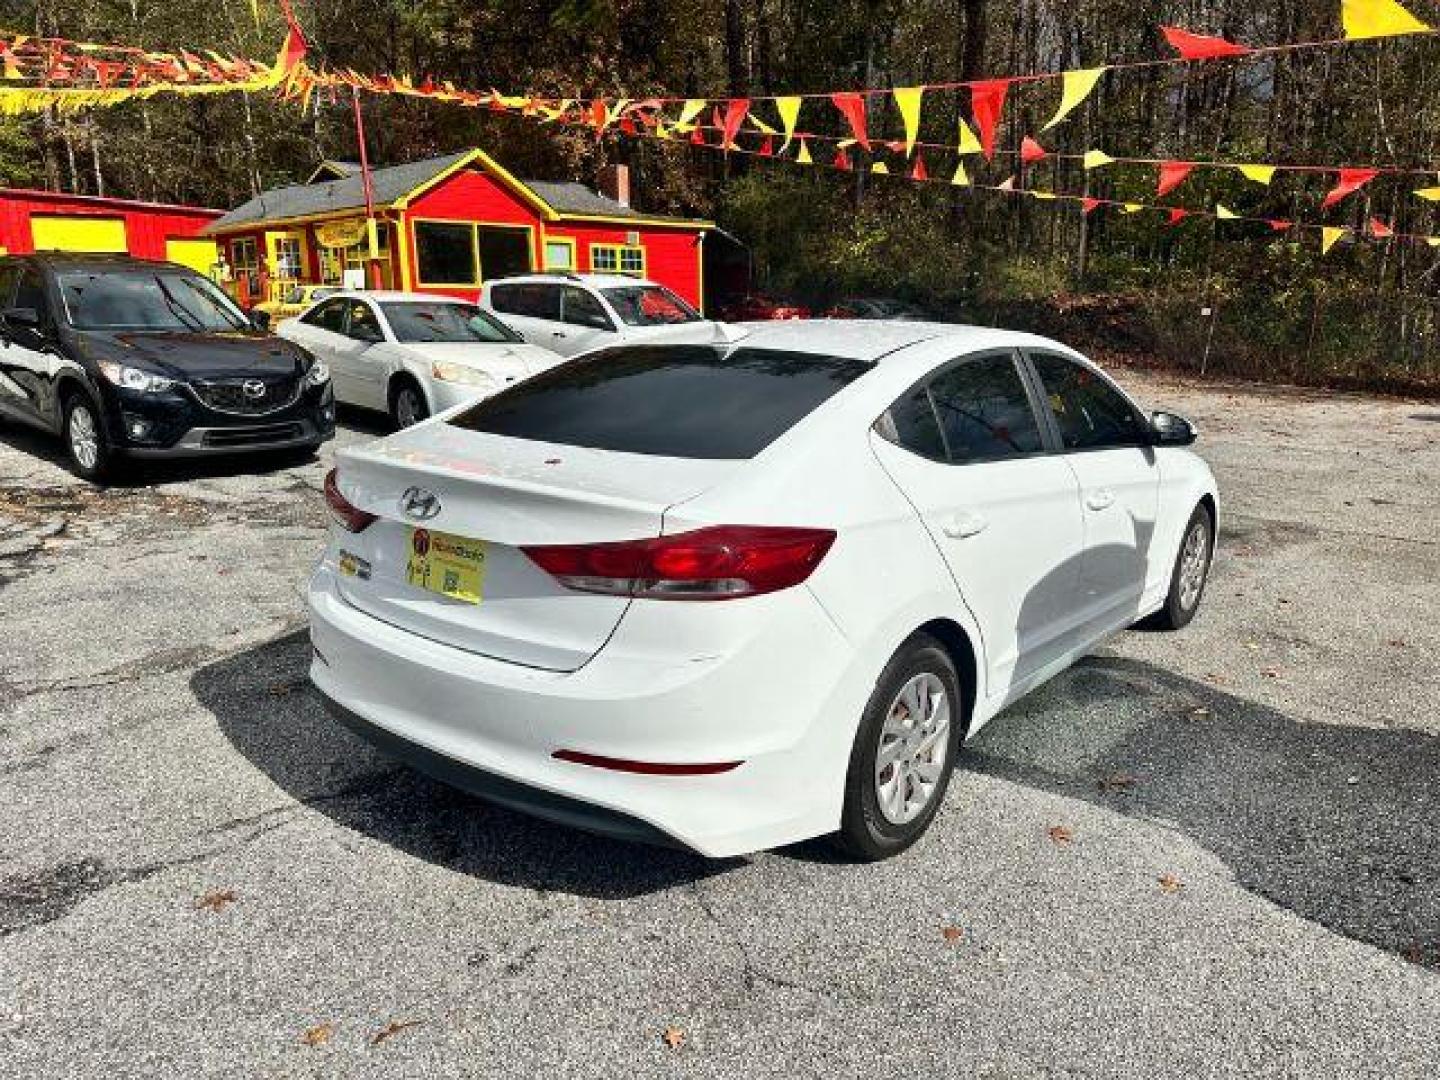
(405, 527, 487, 604)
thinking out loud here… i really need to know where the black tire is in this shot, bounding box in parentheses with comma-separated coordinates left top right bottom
(62, 391, 113, 483)
(834, 633, 964, 861)
(389, 378, 429, 429)
(1143, 503, 1214, 631)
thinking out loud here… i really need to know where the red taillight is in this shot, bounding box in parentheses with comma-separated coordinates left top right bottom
(323, 468, 376, 533)
(521, 525, 836, 601)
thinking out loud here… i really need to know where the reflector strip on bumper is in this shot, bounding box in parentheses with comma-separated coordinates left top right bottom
(551, 750, 743, 776)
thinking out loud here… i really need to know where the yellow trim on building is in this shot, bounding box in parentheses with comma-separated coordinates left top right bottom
(542, 234, 578, 271)
(410, 217, 538, 288)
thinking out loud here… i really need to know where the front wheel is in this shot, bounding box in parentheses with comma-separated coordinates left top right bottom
(63, 392, 113, 482)
(1144, 503, 1214, 631)
(834, 634, 963, 861)
(390, 380, 429, 429)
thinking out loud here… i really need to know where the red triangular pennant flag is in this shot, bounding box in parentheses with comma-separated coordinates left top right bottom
(720, 98, 750, 149)
(619, 117, 637, 136)
(1161, 26, 1252, 60)
(758, 134, 774, 157)
(1322, 168, 1379, 210)
(1157, 161, 1195, 197)
(833, 147, 853, 171)
(589, 99, 608, 130)
(970, 80, 1010, 160)
(1268, 219, 1293, 232)
(1370, 217, 1394, 238)
(1168, 208, 1190, 226)
(1081, 197, 1102, 215)
(910, 153, 928, 181)
(830, 92, 870, 150)
(1020, 136, 1049, 164)
(690, 126, 706, 145)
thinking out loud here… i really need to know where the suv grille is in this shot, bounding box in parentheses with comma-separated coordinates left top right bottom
(189, 375, 300, 416)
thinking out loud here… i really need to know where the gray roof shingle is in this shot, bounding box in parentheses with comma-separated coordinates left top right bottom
(206, 150, 705, 232)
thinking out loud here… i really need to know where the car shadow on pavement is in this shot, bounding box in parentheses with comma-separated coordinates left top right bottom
(190, 630, 736, 900)
(964, 652, 1439, 969)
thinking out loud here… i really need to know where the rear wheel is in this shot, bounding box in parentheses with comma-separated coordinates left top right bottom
(834, 634, 962, 861)
(390, 379, 429, 429)
(1144, 503, 1214, 631)
(63, 392, 112, 482)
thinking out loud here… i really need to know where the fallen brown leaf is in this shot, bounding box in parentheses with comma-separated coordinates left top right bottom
(661, 1025, 686, 1050)
(372, 1020, 422, 1046)
(1260, 668, 1280, 679)
(1047, 825, 1074, 845)
(1158, 874, 1184, 894)
(301, 1024, 334, 1048)
(195, 889, 236, 912)
(941, 925, 964, 943)
(1098, 772, 1138, 793)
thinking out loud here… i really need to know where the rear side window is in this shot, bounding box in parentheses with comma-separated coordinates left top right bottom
(1029, 352, 1146, 450)
(449, 345, 873, 459)
(927, 353, 1044, 462)
(490, 283, 560, 320)
(302, 298, 347, 333)
(874, 386, 946, 461)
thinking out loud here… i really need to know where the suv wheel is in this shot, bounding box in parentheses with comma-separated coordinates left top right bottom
(63, 392, 112, 482)
(834, 633, 963, 861)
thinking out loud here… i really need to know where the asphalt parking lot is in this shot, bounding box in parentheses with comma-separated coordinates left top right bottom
(2, 371, 1437, 1078)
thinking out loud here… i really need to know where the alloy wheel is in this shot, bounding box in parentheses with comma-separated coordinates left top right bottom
(1178, 518, 1210, 611)
(68, 403, 100, 472)
(395, 388, 423, 428)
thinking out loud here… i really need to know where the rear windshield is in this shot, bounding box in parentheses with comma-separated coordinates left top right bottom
(448, 345, 873, 459)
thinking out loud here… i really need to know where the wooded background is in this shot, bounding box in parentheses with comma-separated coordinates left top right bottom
(6, 0, 1440, 391)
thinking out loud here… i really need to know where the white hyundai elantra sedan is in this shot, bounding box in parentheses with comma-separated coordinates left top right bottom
(308, 322, 1218, 860)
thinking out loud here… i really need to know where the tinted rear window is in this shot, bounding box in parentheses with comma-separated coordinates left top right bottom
(448, 345, 873, 459)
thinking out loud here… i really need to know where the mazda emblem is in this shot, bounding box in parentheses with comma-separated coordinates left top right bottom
(400, 486, 442, 521)
(241, 379, 266, 400)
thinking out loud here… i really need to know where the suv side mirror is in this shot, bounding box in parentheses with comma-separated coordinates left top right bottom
(1150, 410, 1197, 446)
(248, 307, 271, 331)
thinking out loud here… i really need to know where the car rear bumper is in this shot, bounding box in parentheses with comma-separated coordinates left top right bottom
(306, 563, 861, 857)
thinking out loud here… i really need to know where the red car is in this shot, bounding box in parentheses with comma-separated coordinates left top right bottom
(714, 294, 812, 321)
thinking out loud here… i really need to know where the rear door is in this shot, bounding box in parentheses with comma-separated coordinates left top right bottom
(555, 286, 617, 355)
(1025, 350, 1161, 631)
(337, 298, 388, 409)
(869, 349, 1086, 698)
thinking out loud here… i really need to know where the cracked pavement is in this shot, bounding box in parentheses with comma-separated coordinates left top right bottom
(1, 379, 1438, 1078)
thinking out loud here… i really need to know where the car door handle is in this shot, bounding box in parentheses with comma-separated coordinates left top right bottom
(551, 330, 567, 338)
(942, 512, 988, 539)
(1085, 489, 1116, 511)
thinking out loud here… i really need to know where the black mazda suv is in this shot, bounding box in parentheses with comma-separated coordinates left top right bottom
(0, 253, 334, 480)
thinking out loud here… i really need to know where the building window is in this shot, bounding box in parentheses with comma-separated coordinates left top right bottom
(415, 221, 477, 285)
(477, 226, 533, 280)
(544, 239, 576, 271)
(590, 243, 645, 276)
(272, 235, 303, 281)
(230, 237, 260, 299)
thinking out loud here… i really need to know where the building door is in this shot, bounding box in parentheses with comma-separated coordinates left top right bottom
(31, 215, 127, 253)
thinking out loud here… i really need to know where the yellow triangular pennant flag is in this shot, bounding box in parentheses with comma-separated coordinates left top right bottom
(775, 96, 802, 151)
(1322, 226, 1347, 254)
(837, 137, 857, 149)
(1428, 237, 1440, 247)
(1237, 164, 1277, 185)
(893, 86, 924, 156)
(1342, 0, 1430, 40)
(748, 114, 777, 135)
(1216, 204, 1239, 220)
(871, 162, 890, 174)
(1414, 186, 1440, 201)
(1042, 67, 1107, 132)
(1032, 191, 1057, 200)
(956, 117, 982, 156)
(951, 160, 971, 186)
(674, 98, 706, 131)
(1082, 149, 1115, 170)
(1122, 203, 1144, 214)
(795, 138, 813, 165)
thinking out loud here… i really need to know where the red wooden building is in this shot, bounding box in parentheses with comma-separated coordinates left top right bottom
(204, 148, 713, 310)
(0, 188, 222, 272)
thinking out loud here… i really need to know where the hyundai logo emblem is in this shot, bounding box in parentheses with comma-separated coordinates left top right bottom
(400, 486, 442, 521)
(241, 379, 267, 400)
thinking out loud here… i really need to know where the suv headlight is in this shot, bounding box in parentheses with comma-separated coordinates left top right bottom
(431, 360, 493, 387)
(304, 359, 330, 387)
(98, 361, 174, 393)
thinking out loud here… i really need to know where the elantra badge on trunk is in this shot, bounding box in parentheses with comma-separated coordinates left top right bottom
(400, 486, 442, 521)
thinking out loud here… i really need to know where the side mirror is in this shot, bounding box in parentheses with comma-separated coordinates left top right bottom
(248, 307, 272, 331)
(1149, 410, 1197, 446)
(4, 306, 41, 330)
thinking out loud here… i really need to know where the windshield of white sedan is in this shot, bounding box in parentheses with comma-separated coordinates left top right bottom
(601, 285, 700, 327)
(449, 345, 872, 459)
(59, 271, 250, 332)
(381, 301, 520, 344)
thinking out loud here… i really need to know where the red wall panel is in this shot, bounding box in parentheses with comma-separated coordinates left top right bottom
(0, 189, 218, 258)
(545, 222, 704, 309)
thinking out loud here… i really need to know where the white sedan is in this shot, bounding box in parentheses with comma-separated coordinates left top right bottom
(308, 323, 1218, 859)
(278, 291, 563, 427)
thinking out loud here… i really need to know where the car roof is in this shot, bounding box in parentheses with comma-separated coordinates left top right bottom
(723, 319, 1074, 362)
(485, 272, 661, 290)
(3, 252, 189, 274)
(318, 290, 475, 303)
